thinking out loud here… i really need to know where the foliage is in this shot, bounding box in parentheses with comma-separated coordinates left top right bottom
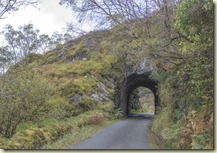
(175, 0, 213, 41)
(0, 46, 12, 73)
(88, 113, 104, 125)
(150, 71, 169, 84)
(75, 98, 95, 113)
(0, 0, 213, 149)
(191, 130, 210, 149)
(0, 110, 106, 149)
(97, 102, 123, 119)
(151, 0, 213, 149)
(179, 107, 213, 149)
(59, 77, 97, 100)
(173, 0, 213, 112)
(151, 106, 173, 135)
(161, 121, 182, 149)
(16, 122, 37, 133)
(0, 68, 53, 138)
(40, 97, 75, 120)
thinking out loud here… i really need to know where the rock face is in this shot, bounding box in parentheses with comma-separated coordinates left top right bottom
(125, 56, 153, 76)
(128, 91, 142, 110)
(91, 93, 102, 103)
(69, 94, 83, 104)
(90, 76, 112, 103)
(114, 56, 159, 116)
(69, 79, 113, 105)
(74, 51, 87, 61)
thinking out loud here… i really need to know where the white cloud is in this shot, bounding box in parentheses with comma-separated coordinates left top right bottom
(0, 0, 76, 36)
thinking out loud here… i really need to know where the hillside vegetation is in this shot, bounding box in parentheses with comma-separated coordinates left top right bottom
(0, 0, 214, 149)
(0, 29, 125, 149)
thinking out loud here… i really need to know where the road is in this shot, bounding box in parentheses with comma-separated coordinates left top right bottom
(69, 114, 153, 149)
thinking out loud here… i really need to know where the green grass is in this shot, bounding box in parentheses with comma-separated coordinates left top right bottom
(41, 119, 119, 149)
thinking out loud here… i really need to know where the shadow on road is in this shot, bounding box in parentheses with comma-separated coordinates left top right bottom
(127, 113, 154, 119)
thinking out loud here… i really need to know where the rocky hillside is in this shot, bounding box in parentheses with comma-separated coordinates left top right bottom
(0, 28, 124, 149)
(0, 0, 213, 149)
(35, 30, 123, 117)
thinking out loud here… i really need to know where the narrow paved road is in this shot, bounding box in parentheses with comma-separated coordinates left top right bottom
(69, 114, 153, 149)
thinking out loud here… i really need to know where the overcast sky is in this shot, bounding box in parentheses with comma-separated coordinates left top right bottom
(0, 0, 92, 37)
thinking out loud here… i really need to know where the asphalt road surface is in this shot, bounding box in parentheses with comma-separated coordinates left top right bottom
(69, 114, 153, 149)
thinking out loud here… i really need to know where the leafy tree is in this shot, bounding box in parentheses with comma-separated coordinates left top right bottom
(0, 67, 53, 138)
(151, 0, 213, 148)
(173, 0, 213, 111)
(2, 24, 40, 64)
(0, 23, 60, 67)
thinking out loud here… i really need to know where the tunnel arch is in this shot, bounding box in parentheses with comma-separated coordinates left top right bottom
(126, 74, 159, 115)
(117, 73, 160, 116)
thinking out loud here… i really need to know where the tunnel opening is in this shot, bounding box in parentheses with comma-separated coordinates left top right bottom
(128, 87, 155, 117)
(122, 73, 159, 117)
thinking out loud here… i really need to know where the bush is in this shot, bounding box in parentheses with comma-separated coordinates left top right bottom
(41, 97, 75, 120)
(0, 68, 53, 138)
(88, 113, 104, 125)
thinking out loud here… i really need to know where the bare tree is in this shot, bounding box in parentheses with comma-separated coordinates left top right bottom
(59, 0, 183, 43)
(66, 22, 87, 38)
(0, 0, 40, 19)
(59, 0, 189, 71)
(60, 0, 158, 28)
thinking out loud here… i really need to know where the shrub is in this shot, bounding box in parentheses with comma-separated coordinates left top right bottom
(88, 113, 104, 125)
(41, 97, 75, 120)
(0, 68, 53, 138)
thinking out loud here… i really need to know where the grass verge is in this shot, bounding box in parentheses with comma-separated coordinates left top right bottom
(0, 110, 118, 149)
(41, 120, 118, 149)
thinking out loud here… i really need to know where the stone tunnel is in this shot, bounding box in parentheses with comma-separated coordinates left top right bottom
(125, 73, 159, 115)
(115, 57, 160, 116)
